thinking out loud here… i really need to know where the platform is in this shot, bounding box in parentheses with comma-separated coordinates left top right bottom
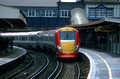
(0, 46, 26, 66)
(79, 48, 120, 79)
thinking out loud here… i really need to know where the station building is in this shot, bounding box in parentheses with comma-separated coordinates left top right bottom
(0, 0, 120, 29)
(0, 0, 120, 54)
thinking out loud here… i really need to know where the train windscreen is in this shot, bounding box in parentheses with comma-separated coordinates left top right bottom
(59, 31, 75, 40)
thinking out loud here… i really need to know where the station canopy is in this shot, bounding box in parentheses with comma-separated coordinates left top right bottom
(0, 4, 27, 29)
(65, 18, 120, 30)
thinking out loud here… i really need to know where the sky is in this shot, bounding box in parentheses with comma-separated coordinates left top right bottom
(61, 0, 76, 2)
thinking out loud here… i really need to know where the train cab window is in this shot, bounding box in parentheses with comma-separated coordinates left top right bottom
(60, 31, 75, 40)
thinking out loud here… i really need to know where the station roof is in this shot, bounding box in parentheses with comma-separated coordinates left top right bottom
(84, 0, 117, 2)
(0, 4, 27, 29)
(65, 18, 120, 30)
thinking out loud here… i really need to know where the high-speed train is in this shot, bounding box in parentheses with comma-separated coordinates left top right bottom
(0, 27, 79, 58)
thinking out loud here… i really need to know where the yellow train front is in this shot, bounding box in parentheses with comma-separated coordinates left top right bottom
(55, 27, 79, 58)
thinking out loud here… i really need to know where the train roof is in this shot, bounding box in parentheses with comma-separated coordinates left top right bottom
(58, 27, 77, 31)
(0, 31, 41, 36)
(41, 29, 57, 34)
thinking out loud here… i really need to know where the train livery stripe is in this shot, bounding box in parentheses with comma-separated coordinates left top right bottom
(60, 40, 75, 42)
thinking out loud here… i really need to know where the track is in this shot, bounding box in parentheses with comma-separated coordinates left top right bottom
(28, 53, 49, 79)
(0, 54, 33, 79)
(56, 62, 80, 79)
(35, 52, 59, 79)
(6, 54, 34, 79)
(0, 50, 89, 79)
(47, 59, 60, 79)
(0, 51, 49, 79)
(2, 50, 60, 79)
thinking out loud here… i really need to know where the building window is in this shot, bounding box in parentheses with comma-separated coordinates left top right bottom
(28, 10, 36, 17)
(22, 10, 28, 17)
(41, 10, 45, 17)
(45, 10, 57, 17)
(89, 8, 95, 17)
(89, 7, 113, 18)
(96, 9, 106, 17)
(60, 10, 70, 18)
(22, 9, 57, 17)
(107, 9, 113, 17)
(36, 10, 40, 17)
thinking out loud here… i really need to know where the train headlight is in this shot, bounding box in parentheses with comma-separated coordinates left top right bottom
(74, 44, 79, 51)
(57, 45, 62, 52)
(76, 45, 78, 48)
(57, 46, 61, 49)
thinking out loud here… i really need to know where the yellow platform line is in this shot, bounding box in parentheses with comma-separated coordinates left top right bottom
(92, 52, 112, 79)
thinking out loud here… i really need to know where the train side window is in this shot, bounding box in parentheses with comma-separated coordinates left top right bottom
(28, 36, 30, 41)
(38, 37, 39, 41)
(47, 36, 48, 41)
(44, 36, 46, 41)
(17, 36, 19, 41)
(22, 36, 25, 41)
(31, 36, 34, 41)
(49, 36, 51, 41)
(29, 36, 30, 41)
(34, 36, 36, 41)
(30, 36, 32, 41)
(27, 36, 29, 41)
(46, 36, 48, 41)
(12, 37, 15, 40)
(45, 36, 46, 41)
(33, 36, 34, 41)
(14, 37, 16, 41)
(19, 36, 21, 41)
(25, 36, 27, 41)
(38, 36, 39, 41)
(40, 37, 41, 41)
(16, 37, 18, 41)
(25, 37, 27, 41)
(41, 36, 43, 41)
(44, 36, 45, 41)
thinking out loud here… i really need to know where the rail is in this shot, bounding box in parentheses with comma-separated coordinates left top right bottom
(28, 53, 49, 79)
(6, 54, 34, 79)
(54, 62, 63, 79)
(76, 62, 80, 79)
(47, 60, 59, 79)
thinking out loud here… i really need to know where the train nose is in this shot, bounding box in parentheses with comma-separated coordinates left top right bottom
(61, 42, 75, 54)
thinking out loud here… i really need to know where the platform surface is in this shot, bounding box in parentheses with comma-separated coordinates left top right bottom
(0, 46, 26, 66)
(79, 48, 120, 79)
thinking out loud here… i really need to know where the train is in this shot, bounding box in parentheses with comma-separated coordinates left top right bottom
(0, 27, 79, 59)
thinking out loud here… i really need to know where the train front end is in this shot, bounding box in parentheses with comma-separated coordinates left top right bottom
(55, 27, 79, 58)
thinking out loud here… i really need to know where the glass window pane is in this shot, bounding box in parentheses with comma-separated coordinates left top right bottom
(41, 10, 45, 17)
(53, 10, 57, 16)
(22, 10, 28, 16)
(68, 31, 75, 40)
(59, 31, 75, 40)
(36, 10, 40, 16)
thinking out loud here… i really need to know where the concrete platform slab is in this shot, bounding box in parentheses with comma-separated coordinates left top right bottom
(79, 48, 120, 79)
(0, 46, 26, 66)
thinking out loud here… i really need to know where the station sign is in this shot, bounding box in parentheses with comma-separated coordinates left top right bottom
(97, 26, 115, 32)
